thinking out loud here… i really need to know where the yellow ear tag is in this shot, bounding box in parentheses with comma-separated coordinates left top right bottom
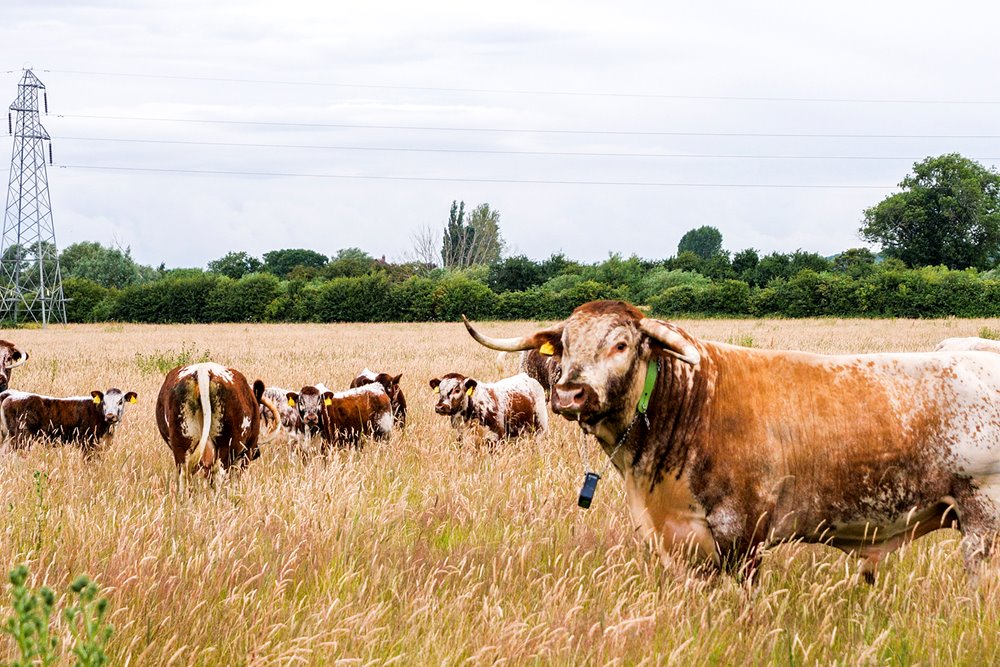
(92, 396, 101, 404)
(539, 342, 555, 356)
(323, 397, 332, 406)
(128, 396, 137, 404)
(431, 387, 439, 395)
(466, 387, 474, 397)
(287, 397, 296, 407)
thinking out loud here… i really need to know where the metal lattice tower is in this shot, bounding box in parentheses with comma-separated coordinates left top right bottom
(1, 69, 66, 326)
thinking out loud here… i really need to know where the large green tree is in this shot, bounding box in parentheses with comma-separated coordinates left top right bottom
(262, 248, 328, 278)
(677, 226, 723, 260)
(59, 241, 147, 289)
(207, 251, 263, 279)
(441, 201, 505, 269)
(860, 154, 1000, 270)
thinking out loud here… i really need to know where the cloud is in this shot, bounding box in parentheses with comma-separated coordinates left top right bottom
(3, 0, 998, 268)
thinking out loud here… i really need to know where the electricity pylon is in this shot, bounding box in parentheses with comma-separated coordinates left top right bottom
(1, 69, 67, 326)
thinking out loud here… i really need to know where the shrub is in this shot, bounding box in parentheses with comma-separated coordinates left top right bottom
(63, 278, 110, 323)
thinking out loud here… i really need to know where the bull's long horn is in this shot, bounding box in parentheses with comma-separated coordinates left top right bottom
(4, 349, 28, 370)
(462, 315, 562, 352)
(639, 318, 701, 366)
(258, 394, 282, 439)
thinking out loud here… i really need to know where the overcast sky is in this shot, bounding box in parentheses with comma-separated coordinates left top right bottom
(2, 1, 998, 268)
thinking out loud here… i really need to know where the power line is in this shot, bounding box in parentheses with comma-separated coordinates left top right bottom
(40, 68, 1000, 106)
(53, 135, 1000, 161)
(53, 113, 1000, 139)
(58, 163, 896, 189)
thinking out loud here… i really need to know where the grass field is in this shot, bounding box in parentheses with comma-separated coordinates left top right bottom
(0, 317, 998, 665)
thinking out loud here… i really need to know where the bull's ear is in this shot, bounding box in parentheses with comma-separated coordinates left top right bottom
(252, 380, 266, 403)
(124, 392, 138, 404)
(638, 319, 700, 365)
(322, 391, 334, 407)
(462, 315, 564, 356)
(90, 390, 104, 404)
(463, 378, 478, 396)
(285, 391, 298, 407)
(392, 373, 402, 384)
(429, 378, 441, 390)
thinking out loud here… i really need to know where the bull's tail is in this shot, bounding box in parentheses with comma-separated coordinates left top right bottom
(188, 365, 214, 472)
(257, 392, 282, 443)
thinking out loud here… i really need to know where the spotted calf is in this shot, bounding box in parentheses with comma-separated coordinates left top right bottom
(0, 388, 137, 458)
(429, 372, 547, 442)
(350, 368, 407, 428)
(286, 383, 393, 450)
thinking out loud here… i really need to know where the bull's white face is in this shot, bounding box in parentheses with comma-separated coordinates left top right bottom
(92, 388, 138, 425)
(551, 311, 649, 428)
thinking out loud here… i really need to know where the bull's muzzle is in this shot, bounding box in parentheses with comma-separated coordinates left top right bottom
(552, 384, 589, 419)
(105, 414, 119, 424)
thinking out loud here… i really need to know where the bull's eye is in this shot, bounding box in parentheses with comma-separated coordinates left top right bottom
(615, 342, 627, 352)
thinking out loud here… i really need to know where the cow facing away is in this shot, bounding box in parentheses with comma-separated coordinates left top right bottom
(349, 368, 406, 428)
(156, 362, 279, 488)
(0, 340, 29, 393)
(286, 384, 392, 451)
(935, 337, 1000, 353)
(464, 301, 1000, 588)
(429, 372, 547, 443)
(0, 388, 137, 458)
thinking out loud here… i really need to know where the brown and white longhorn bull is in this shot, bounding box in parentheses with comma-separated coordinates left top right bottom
(464, 300, 1000, 587)
(429, 372, 547, 443)
(0, 340, 29, 393)
(0, 388, 137, 458)
(350, 369, 407, 428)
(156, 362, 280, 489)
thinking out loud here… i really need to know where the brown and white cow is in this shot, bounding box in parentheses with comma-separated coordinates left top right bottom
(935, 337, 1000, 354)
(0, 388, 137, 457)
(464, 300, 1000, 587)
(156, 362, 279, 488)
(429, 372, 547, 443)
(0, 340, 29, 393)
(285, 383, 392, 450)
(350, 368, 407, 428)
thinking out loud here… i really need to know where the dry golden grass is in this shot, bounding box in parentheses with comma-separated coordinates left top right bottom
(0, 317, 998, 666)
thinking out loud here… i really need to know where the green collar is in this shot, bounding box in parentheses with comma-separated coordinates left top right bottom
(636, 359, 659, 414)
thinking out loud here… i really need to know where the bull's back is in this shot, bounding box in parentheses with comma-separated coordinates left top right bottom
(700, 346, 1000, 526)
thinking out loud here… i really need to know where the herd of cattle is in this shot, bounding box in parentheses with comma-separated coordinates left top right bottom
(1, 299, 999, 588)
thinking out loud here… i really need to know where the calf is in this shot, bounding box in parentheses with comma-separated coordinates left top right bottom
(286, 383, 392, 450)
(429, 372, 547, 442)
(0, 388, 137, 457)
(156, 362, 279, 488)
(349, 368, 407, 428)
(0, 340, 29, 393)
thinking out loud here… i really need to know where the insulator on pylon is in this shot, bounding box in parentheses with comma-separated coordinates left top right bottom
(43, 92, 48, 114)
(7, 113, 10, 135)
(48, 142, 53, 165)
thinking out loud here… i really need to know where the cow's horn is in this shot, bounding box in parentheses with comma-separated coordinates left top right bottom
(258, 394, 282, 439)
(639, 319, 701, 366)
(462, 315, 563, 352)
(4, 348, 28, 370)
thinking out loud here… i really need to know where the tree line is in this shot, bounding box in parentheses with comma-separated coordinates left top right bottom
(17, 153, 1000, 323)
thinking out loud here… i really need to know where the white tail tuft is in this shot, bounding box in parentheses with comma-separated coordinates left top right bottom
(188, 365, 214, 472)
